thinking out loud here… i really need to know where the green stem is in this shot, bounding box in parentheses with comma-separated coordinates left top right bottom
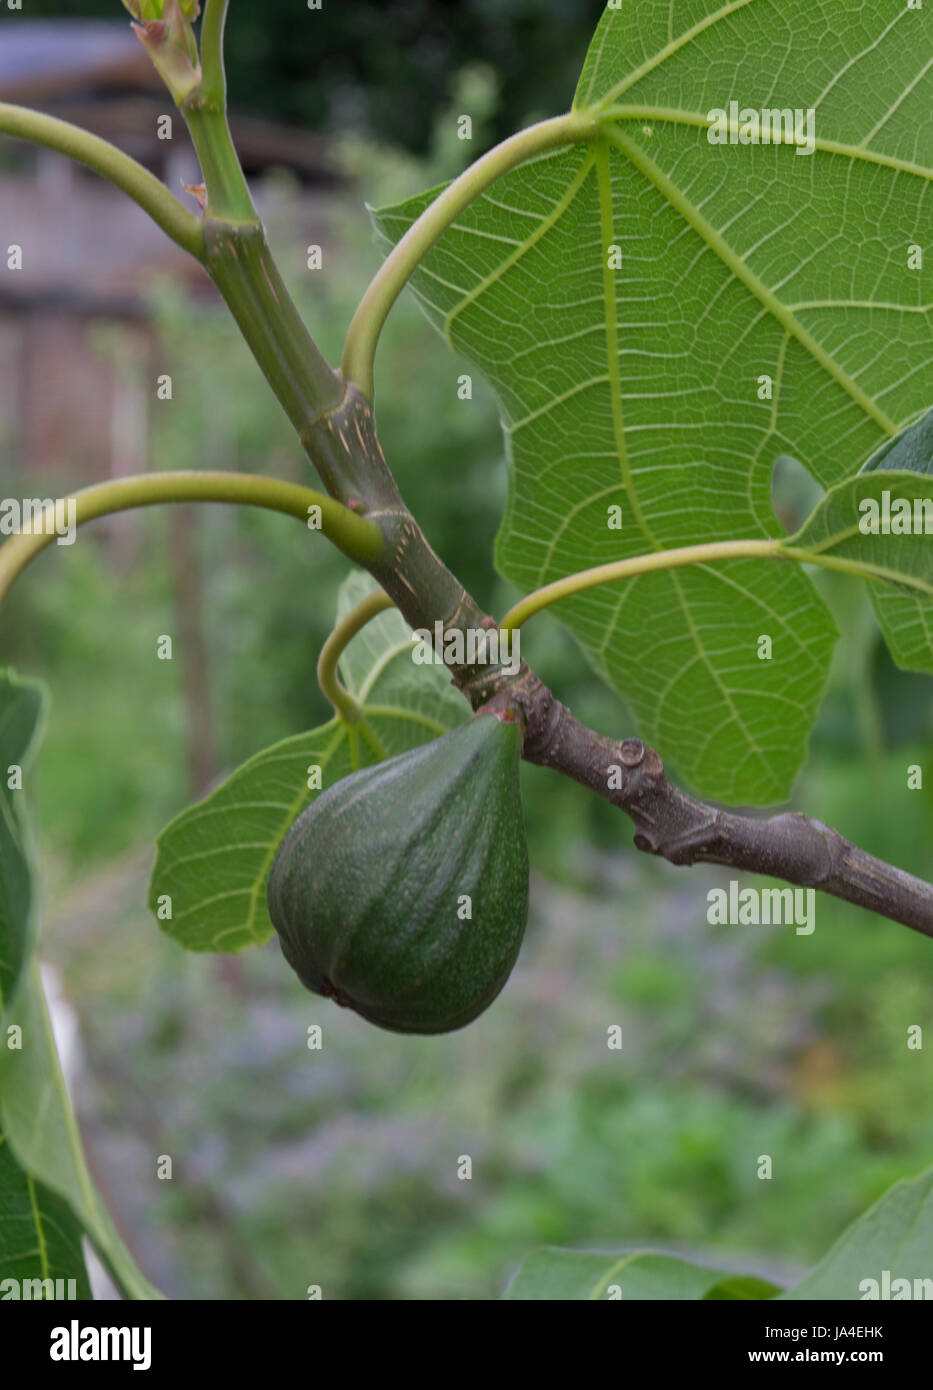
(181, 2, 255, 224)
(204, 222, 345, 445)
(177, 13, 343, 464)
(0, 471, 383, 608)
(342, 111, 598, 401)
(317, 590, 396, 722)
(498, 539, 784, 632)
(0, 103, 203, 258)
(199, 0, 231, 109)
(182, 100, 255, 224)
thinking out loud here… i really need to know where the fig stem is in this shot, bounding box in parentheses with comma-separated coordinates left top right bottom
(316, 589, 396, 722)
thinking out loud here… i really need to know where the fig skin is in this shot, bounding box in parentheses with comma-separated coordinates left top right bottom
(267, 713, 529, 1034)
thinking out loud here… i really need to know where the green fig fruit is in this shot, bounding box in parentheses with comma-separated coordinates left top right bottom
(267, 712, 529, 1034)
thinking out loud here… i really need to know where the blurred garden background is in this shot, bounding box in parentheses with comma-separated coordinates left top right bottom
(1, 1, 932, 1299)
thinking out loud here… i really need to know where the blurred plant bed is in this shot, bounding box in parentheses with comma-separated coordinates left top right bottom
(40, 808, 931, 1299)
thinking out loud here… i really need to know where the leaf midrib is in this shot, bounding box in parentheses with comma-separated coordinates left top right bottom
(26, 1172, 50, 1281)
(602, 125, 900, 438)
(595, 136, 658, 550)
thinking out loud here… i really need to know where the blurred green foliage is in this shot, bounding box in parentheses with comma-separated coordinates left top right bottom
(23, 0, 604, 154)
(2, 50, 932, 1300)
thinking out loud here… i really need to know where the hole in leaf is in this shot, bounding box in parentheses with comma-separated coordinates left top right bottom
(771, 453, 824, 535)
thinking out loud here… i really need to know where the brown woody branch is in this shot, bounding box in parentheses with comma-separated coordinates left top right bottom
(480, 669, 933, 938)
(304, 382, 933, 941)
(8, 30, 924, 936)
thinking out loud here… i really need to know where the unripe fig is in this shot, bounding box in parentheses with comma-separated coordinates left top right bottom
(267, 713, 529, 1034)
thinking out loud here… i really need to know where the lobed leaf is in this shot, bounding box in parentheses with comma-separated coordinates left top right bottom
(373, 0, 932, 805)
(149, 573, 469, 953)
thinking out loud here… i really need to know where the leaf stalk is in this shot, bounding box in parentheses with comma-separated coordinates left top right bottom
(341, 111, 599, 401)
(0, 103, 204, 258)
(498, 539, 784, 632)
(316, 590, 396, 721)
(0, 472, 384, 608)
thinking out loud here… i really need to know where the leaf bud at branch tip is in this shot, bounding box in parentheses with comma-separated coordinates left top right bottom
(122, 1, 200, 19)
(123, 0, 202, 105)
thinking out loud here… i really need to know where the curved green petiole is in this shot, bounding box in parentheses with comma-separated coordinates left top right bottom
(316, 589, 396, 722)
(499, 527, 933, 636)
(0, 471, 385, 608)
(498, 539, 784, 633)
(341, 111, 598, 402)
(0, 103, 204, 258)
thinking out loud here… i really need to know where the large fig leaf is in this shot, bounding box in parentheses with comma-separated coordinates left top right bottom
(373, 0, 932, 804)
(0, 671, 158, 1299)
(149, 573, 469, 952)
